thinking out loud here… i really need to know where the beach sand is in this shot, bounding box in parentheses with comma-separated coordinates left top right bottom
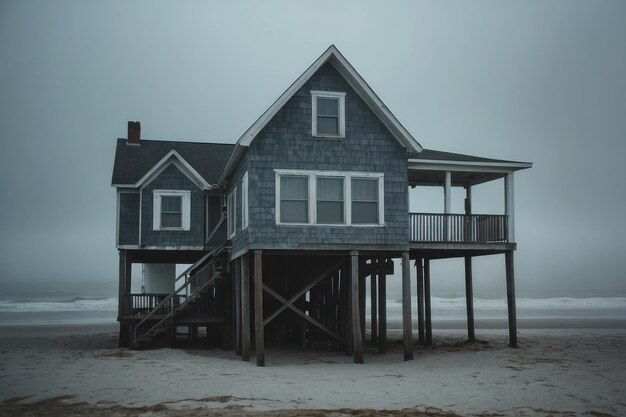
(0, 328, 625, 416)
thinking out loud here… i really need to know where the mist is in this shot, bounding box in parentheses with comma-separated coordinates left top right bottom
(1, 0, 625, 300)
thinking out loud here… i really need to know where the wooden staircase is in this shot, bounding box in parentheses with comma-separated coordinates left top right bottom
(130, 247, 228, 348)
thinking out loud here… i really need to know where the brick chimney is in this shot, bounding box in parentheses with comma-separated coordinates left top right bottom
(127, 121, 141, 145)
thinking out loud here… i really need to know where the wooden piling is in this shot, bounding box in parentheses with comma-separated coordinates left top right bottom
(416, 257, 425, 346)
(370, 266, 378, 343)
(241, 254, 250, 361)
(118, 250, 130, 348)
(377, 257, 387, 354)
(402, 252, 413, 361)
(505, 251, 518, 348)
(254, 251, 265, 366)
(351, 251, 363, 364)
(464, 256, 476, 343)
(235, 258, 242, 355)
(424, 258, 432, 346)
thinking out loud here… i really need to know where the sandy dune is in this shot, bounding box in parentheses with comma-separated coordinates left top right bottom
(0, 329, 625, 416)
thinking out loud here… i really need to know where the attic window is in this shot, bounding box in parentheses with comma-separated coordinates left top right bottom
(311, 91, 345, 138)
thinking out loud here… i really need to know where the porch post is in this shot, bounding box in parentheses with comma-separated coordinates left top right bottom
(351, 251, 364, 363)
(402, 251, 413, 360)
(241, 254, 250, 361)
(505, 251, 518, 348)
(505, 172, 515, 242)
(465, 185, 472, 242)
(254, 250, 265, 366)
(444, 171, 452, 241)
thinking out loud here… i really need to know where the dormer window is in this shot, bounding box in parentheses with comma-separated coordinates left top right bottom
(311, 91, 345, 138)
(153, 190, 191, 231)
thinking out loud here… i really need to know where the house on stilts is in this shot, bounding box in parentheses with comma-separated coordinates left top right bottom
(112, 45, 532, 365)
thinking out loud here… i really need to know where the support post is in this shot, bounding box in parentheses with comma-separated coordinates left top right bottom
(416, 257, 425, 346)
(351, 251, 363, 364)
(444, 171, 452, 241)
(464, 256, 475, 343)
(505, 251, 518, 348)
(377, 257, 386, 354)
(359, 264, 366, 342)
(465, 186, 472, 241)
(505, 173, 515, 242)
(235, 258, 242, 355)
(254, 250, 265, 366)
(118, 250, 130, 348)
(370, 266, 378, 343)
(401, 252, 413, 360)
(241, 254, 250, 361)
(424, 258, 432, 346)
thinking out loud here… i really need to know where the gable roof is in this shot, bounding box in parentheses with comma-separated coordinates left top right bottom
(111, 138, 235, 188)
(219, 45, 423, 186)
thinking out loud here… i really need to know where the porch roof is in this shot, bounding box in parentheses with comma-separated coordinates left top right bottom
(408, 148, 532, 187)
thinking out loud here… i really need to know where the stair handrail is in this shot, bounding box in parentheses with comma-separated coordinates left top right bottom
(132, 248, 219, 345)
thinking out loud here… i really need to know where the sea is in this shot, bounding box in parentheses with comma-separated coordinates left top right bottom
(1, 296, 625, 337)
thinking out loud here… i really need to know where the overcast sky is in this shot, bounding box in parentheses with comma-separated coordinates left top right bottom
(1, 1, 625, 301)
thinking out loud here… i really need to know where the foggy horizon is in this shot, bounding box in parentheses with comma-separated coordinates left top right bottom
(1, 1, 626, 301)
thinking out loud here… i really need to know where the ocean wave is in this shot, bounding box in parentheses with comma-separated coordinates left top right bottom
(1, 296, 625, 314)
(0, 298, 118, 313)
(388, 297, 626, 310)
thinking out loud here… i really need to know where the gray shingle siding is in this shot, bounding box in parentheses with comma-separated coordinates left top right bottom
(118, 192, 140, 246)
(140, 164, 205, 248)
(235, 62, 409, 251)
(227, 154, 249, 256)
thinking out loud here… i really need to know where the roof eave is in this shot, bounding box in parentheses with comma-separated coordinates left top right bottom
(408, 158, 533, 173)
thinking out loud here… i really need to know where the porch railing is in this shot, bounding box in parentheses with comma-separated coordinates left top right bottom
(409, 213, 508, 243)
(124, 293, 187, 317)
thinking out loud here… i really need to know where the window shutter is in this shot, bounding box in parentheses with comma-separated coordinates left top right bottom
(153, 193, 161, 230)
(182, 193, 191, 231)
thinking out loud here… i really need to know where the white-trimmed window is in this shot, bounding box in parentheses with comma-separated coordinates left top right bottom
(227, 186, 237, 238)
(316, 177, 344, 224)
(279, 175, 309, 223)
(275, 170, 384, 226)
(311, 91, 346, 138)
(351, 178, 379, 224)
(241, 172, 249, 230)
(153, 190, 191, 231)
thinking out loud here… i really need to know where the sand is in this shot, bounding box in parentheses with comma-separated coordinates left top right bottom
(0, 328, 625, 416)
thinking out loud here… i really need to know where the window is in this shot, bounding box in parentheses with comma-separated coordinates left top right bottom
(280, 175, 309, 223)
(241, 172, 249, 230)
(351, 178, 379, 224)
(317, 177, 344, 224)
(311, 91, 345, 138)
(161, 196, 182, 228)
(275, 170, 384, 226)
(152, 190, 191, 231)
(228, 186, 237, 238)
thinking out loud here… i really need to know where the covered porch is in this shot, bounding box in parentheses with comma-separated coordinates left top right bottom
(399, 150, 531, 358)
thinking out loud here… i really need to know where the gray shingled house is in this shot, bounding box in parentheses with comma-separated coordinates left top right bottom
(112, 46, 531, 366)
